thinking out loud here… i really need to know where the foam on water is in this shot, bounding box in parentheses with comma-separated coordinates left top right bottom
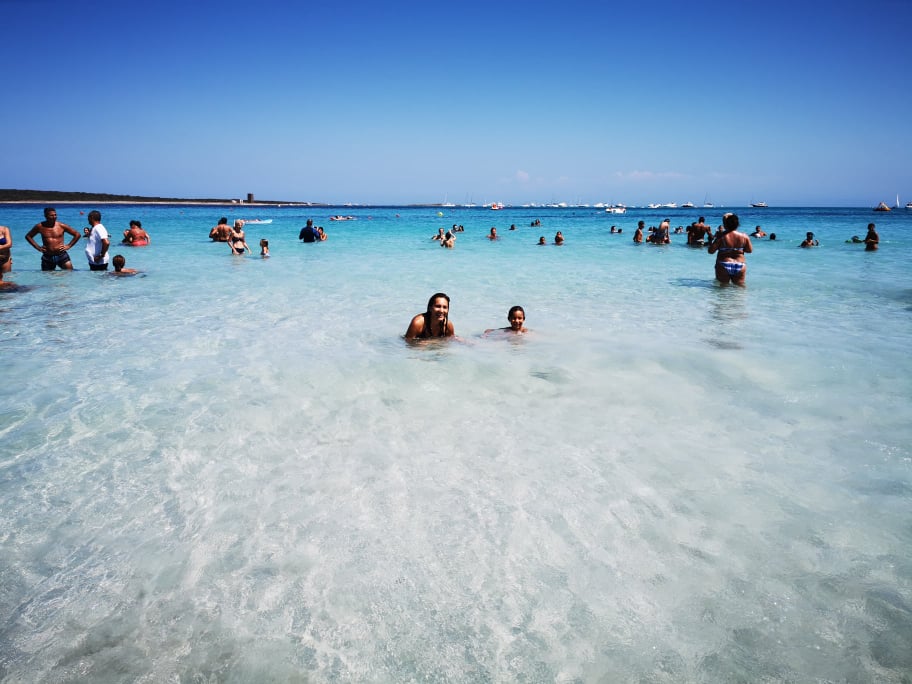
(1, 205, 911, 681)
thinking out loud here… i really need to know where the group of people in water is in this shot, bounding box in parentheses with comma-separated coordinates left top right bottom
(209, 216, 271, 255)
(405, 293, 527, 340)
(0, 207, 144, 288)
(2, 208, 883, 295)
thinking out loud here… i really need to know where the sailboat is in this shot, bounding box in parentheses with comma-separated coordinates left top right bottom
(703, 193, 713, 209)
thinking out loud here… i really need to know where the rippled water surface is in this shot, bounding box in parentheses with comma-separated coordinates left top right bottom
(1, 205, 911, 681)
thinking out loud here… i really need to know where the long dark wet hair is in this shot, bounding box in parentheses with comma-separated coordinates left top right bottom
(424, 292, 450, 337)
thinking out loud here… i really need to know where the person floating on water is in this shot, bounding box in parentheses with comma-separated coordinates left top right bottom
(708, 212, 752, 287)
(405, 292, 455, 340)
(485, 305, 528, 335)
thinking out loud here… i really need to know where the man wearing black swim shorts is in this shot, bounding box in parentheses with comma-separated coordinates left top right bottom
(25, 207, 81, 271)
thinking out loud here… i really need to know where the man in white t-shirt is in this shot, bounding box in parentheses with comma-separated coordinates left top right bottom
(84, 210, 110, 271)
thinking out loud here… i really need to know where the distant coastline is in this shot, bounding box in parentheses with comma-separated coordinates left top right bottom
(0, 189, 318, 207)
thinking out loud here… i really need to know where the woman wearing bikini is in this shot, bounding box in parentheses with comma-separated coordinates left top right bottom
(708, 213, 752, 287)
(229, 220, 249, 255)
(405, 292, 455, 340)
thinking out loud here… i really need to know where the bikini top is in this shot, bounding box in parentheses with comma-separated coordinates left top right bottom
(417, 314, 446, 339)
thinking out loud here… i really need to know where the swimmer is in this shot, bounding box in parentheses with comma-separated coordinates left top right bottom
(708, 213, 752, 286)
(769, 233, 777, 241)
(25, 207, 81, 270)
(123, 220, 151, 245)
(485, 305, 528, 335)
(441, 230, 455, 248)
(633, 224, 644, 243)
(0, 224, 12, 273)
(538, 236, 546, 245)
(405, 292, 455, 340)
(488, 227, 498, 240)
(863, 223, 879, 251)
(509, 224, 516, 231)
(110, 254, 138, 276)
(260, 239, 270, 257)
(229, 220, 249, 255)
(750, 225, 767, 238)
(209, 217, 231, 242)
(687, 217, 712, 246)
(653, 219, 671, 244)
(799, 232, 819, 248)
(554, 231, 564, 245)
(432, 228, 445, 241)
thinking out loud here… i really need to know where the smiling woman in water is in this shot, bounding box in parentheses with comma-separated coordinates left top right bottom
(405, 292, 455, 340)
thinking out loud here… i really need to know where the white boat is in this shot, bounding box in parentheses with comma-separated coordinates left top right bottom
(681, 201, 695, 209)
(647, 203, 661, 209)
(243, 219, 273, 224)
(605, 205, 626, 214)
(490, 202, 505, 210)
(703, 193, 713, 208)
(661, 202, 677, 209)
(751, 202, 768, 208)
(905, 202, 912, 209)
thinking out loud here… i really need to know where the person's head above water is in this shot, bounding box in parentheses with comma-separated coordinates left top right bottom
(723, 213, 739, 231)
(507, 305, 526, 331)
(405, 292, 453, 340)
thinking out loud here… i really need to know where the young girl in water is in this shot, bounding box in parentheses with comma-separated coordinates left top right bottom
(485, 305, 528, 335)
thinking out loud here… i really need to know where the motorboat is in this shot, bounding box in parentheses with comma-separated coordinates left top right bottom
(243, 219, 273, 224)
(681, 201, 695, 209)
(605, 205, 626, 214)
(489, 202, 505, 210)
(751, 202, 768, 208)
(906, 202, 912, 209)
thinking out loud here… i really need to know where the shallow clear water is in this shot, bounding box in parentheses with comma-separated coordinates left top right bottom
(1, 205, 911, 681)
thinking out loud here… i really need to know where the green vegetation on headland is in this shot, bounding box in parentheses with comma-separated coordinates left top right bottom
(0, 189, 313, 205)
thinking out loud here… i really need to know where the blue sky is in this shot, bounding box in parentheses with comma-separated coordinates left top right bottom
(2, 0, 911, 206)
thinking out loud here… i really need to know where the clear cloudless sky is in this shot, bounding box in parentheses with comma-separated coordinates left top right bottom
(2, 0, 911, 206)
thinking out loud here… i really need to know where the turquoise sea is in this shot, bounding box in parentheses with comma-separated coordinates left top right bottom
(1, 204, 911, 682)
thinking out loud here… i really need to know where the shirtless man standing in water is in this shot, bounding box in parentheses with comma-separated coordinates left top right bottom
(25, 208, 81, 270)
